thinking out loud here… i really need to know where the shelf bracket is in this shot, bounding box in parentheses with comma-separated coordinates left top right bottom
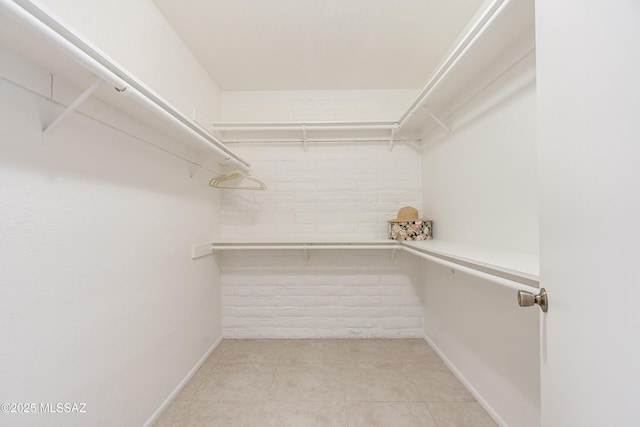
(388, 123, 399, 152)
(424, 108, 451, 134)
(191, 155, 217, 179)
(391, 247, 399, 263)
(191, 243, 214, 259)
(43, 78, 102, 135)
(302, 125, 308, 152)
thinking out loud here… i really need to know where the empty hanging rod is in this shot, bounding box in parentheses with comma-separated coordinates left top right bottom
(213, 123, 398, 132)
(397, 0, 513, 131)
(388, 124, 399, 151)
(210, 241, 399, 251)
(204, 241, 538, 292)
(212, 244, 398, 251)
(400, 246, 538, 293)
(222, 137, 422, 144)
(302, 125, 308, 152)
(2, 0, 251, 170)
(214, 120, 397, 126)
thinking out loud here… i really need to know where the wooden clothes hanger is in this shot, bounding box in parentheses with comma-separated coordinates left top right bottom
(209, 170, 266, 190)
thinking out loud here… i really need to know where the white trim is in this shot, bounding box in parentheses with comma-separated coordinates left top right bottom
(142, 336, 223, 427)
(422, 333, 508, 427)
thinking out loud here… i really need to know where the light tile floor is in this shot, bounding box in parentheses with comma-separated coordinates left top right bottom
(154, 339, 497, 427)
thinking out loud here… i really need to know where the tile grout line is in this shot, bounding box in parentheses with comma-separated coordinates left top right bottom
(339, 343, 351, 427)
(401, 356, 445, 426)
(423, 401, 444, 427)
(265, 353, 282, 403)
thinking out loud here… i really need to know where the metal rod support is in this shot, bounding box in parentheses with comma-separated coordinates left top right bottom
(43, 78, 102, 134)
(388, 124, 398, 152)
(302, 125, 307, 152)
(190, 155, 216, 179)
(424, 109, 451, 133)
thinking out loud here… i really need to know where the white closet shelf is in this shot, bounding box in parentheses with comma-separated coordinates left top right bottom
(401, 241, 539, 289)
(209, 0, 535, 147)
(211, 241, 396, 250)
(196, 241, 400, 264)
(193, 240, 539, 292)
(0, 0, 250, 170)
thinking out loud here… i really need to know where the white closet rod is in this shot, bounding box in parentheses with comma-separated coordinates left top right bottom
(205, 241, 537, 293)
(214, 120, 397, 126)
(1, 74, 227, 181)
(211, 0, 514, 139)
(212, 245, 397, 251)
(397, 0, 512, 131)
(400, 246, 538, 293)
(223, 137, 422, 144)
(213, 123, 398, 132)
(1, 0, 251, 170)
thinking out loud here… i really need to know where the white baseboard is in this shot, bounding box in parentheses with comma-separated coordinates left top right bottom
(143, 336, 223, 427)
(422, 334, 508, 427)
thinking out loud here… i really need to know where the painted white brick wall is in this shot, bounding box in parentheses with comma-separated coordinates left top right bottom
(221, 250, 424, 338)
(220, 143, 423, 241)
(218, 142, 424, 338)
(220, 90, 416, 122)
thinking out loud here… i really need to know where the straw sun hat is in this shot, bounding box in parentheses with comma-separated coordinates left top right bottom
(388, 206, 427, 223)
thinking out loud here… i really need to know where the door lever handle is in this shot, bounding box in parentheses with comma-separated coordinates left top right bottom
(517, 288, 548, 312)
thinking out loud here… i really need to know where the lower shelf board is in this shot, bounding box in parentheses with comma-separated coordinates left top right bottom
(192, 240, 539, 291)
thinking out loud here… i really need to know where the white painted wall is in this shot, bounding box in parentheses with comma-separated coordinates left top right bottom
(537, 1, 640, 426)
(36, 0, 223, 124)
(420, 68, 538, 255)
(0, 55, 222, 426)
(420, 60, 539, 427)
(422, 265, 539, 427)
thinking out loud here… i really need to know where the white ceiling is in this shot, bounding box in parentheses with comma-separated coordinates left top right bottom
(152, 0, 485, 91)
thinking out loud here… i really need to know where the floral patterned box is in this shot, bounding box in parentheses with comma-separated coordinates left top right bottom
(388, 220, 433, 241)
